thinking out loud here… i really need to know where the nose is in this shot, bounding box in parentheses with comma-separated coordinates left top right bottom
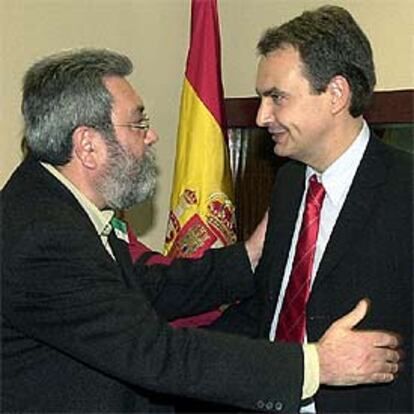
(256, 98, 274, 127)
(144, 128, 159, 146)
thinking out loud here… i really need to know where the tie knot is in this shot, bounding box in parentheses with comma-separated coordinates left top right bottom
(308, 175, 326, 208)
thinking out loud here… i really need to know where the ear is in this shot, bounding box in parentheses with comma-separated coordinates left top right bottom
(327, 75, 351, 115)
(72, 126, 101, 170)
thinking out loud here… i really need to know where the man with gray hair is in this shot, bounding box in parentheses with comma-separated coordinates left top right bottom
(2, 48, 401, 413)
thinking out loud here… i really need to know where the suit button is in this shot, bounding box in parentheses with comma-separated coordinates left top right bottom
(275, 401, 284, 411)
(265, 401, 274, 410)
(256, 400, 265, 409)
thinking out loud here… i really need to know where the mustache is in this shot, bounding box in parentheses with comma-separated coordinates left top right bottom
(138, 147, 158, 178)
(143, 146, 156, 166)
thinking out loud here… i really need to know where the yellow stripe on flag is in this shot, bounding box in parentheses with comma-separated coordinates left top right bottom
(171, 79, 233, 207)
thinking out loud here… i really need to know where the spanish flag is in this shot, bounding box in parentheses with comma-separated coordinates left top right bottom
(165, 0, 236, 260)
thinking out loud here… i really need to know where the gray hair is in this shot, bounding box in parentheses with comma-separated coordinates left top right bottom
(22, 48, 133, 165)
(257, 5, 376, 117)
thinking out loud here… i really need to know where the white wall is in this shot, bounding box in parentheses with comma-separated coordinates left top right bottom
(220, 0, 414, 96)
(1, 0, 413, 249)
(0, 0, 190, 249)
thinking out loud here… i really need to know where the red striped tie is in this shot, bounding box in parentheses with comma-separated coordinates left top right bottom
(275, 175, 326, 342)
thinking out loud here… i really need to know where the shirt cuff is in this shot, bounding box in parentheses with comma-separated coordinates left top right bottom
(302, 343, 320, 399)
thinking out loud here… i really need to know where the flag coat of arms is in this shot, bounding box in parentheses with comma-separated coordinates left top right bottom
(165, 0, 236, 259)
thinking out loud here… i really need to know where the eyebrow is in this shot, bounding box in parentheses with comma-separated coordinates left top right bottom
(256, 86, 285, 97)
(130, 106, 146, 119)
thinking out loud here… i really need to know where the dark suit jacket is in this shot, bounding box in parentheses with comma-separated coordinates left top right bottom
(213, 134, 413, 413)
(1, 156, 303, 413)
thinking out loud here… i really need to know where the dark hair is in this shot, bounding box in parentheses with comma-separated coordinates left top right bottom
(22, 48, 133, 165)
(257, 5, 376, 117)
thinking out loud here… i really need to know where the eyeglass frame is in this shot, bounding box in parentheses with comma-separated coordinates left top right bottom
(111, 113, 150, 133)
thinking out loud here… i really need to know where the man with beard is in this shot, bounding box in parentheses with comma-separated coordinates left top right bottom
(1, 48, 401, 413)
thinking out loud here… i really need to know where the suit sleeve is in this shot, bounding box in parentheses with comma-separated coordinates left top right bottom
(135, 242, 255, 320)
(3, 218, 304, 413)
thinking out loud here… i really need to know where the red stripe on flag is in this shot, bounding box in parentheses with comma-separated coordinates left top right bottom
(185, 0, 226, 130)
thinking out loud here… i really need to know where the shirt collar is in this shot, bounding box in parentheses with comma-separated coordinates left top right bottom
(306, 119, 370, 206)
(41, 162, 114, 236)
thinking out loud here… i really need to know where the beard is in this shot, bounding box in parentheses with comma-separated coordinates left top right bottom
(97, 139, 157, 210)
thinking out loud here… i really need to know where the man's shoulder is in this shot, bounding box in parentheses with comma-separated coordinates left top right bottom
(2, 156, 56, 203)
(3, 156, 82, 210)
(377, 139, 413, 188)
(369, 134, 412, 168)
(2, 158, 90, 247)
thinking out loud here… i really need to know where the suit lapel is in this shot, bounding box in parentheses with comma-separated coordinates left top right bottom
(259, 163, 306, 331)
(313, 136, 388, 289)
(267, 164, 305, 294)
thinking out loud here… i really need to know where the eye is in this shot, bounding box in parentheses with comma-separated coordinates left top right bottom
(270, 93, 285, 105)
